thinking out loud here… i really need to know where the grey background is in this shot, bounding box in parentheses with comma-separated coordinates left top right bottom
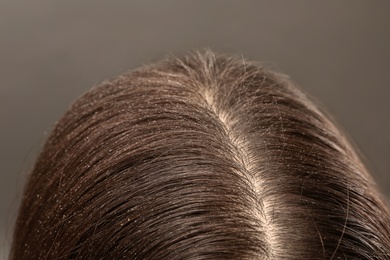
(1, 1, 389, 258)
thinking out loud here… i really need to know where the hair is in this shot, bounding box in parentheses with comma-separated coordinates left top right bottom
(11, 50, 390, 259)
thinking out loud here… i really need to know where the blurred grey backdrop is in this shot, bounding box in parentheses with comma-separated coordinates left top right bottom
(1, 1, 389, 258)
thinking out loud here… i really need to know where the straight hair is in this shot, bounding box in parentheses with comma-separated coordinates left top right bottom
(11, 50, 390, 259)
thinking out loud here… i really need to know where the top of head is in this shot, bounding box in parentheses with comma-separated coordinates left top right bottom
(11, 50, 390, 259)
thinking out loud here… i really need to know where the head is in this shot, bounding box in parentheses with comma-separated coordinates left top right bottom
(11, 50, 390, 259)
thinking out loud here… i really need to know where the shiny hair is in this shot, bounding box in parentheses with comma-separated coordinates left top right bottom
(11, 50, 390, 259)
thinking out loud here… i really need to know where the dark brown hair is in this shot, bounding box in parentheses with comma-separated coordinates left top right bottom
(11, 50, 390, 259)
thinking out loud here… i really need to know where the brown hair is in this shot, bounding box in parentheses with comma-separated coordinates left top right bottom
(11, 50, 390, 259)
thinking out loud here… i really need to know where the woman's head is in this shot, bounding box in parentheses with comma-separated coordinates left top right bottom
(11, 51, 390, 259)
